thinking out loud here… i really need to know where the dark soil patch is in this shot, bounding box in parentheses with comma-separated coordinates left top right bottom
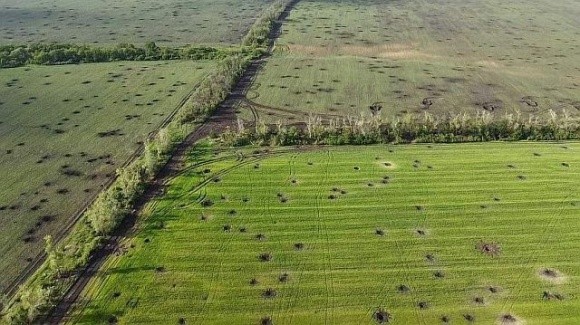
(488, 286, 501, 294)
(500, 314, 518, 324)
(259, 252, 272, 262)
(542, 290, 565, 300)
(477, 241, 501, 257)
(372, 308, 391, 324)
(397, 284, 410, 293)
(294, 242, 304, 250)
(260, 316, 273, 325)
(521, 96, 538, 107)
(255, 233, 266, 241)
(425, 254, 436, 262)
(178, 317, 186, 325)
(279, 273, 290, 282)
(441, 315, 450, 323)
(417, 301, 429, 309)
(375, 228, 385, 236)
(262, 288, 277, 298)
(463, 314, 475, 322)
(222, 224, 231, 232)
(473, 296, 485, 305)
(200, 199, 213, 207)
(97, 129, 123, 137)
(481, 100, 503, 112)
(433, 270, 445, 278)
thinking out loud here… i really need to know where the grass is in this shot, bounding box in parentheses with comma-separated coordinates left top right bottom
(0, 60, 213, 293)
(243, 0, 580, 122)
(71, 141, 580, 324)
(0, 0, 274, 46)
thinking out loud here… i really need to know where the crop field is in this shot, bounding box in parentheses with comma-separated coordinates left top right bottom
(0, 0, 273, 45)
(242, 0, 580, 122)
(72, 142, 580, 324)
(0, 60, 213, 293)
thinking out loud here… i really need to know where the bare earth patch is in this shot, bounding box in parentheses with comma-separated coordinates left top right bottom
(497, 313, 525, 325)
(538, 268, 567, 284)
(476, 241, 501, 257)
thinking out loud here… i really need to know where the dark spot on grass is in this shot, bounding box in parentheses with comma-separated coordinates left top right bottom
(397, 284, 410, 293)
(259, 252, 272, 262)
(279, 273, 290, 282)
(56, 188, 69, 194)
(501, 314, 518, 323)
(417, 301, 429, 309)
(255, 233, 266, 241)
(473, 296, 485, 305)
(294, 242, 304, 250)
(441, 315, 450, 323)
(543, 290, 564, 300)
(561, 162, 569, 167)
(375, 228, 385, 236)
(425, 254, 436, 262)
(372, 308, 391, 324)
(262, 288, 276, 298)
(155, 266, 166, 273)
(260, 316, 273, 325)
(463, 314, 475, 322)
(477, 241, 501, 257)
(200, 199, 213, 207)
(434, 270, 445, 278)
(223, 224, 231, 232)
(250, 278, 259, 286)
(23, 236, 35, 243)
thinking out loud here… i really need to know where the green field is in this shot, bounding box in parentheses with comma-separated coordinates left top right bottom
(242, 0, 580, 122)
(0, 60, 213, 293)
(0, 0, 273, 45)
(72, 142, 580, 324)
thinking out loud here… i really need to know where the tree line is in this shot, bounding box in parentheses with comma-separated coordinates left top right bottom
(221, 111, 580, 146)
(0, 42, 261, 68)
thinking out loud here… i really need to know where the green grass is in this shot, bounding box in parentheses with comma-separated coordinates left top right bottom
(0, 0, 273, 46)
(0, 60, 213, 293)
(243, 0, 580, 122)
(72, 141, 580, 324)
